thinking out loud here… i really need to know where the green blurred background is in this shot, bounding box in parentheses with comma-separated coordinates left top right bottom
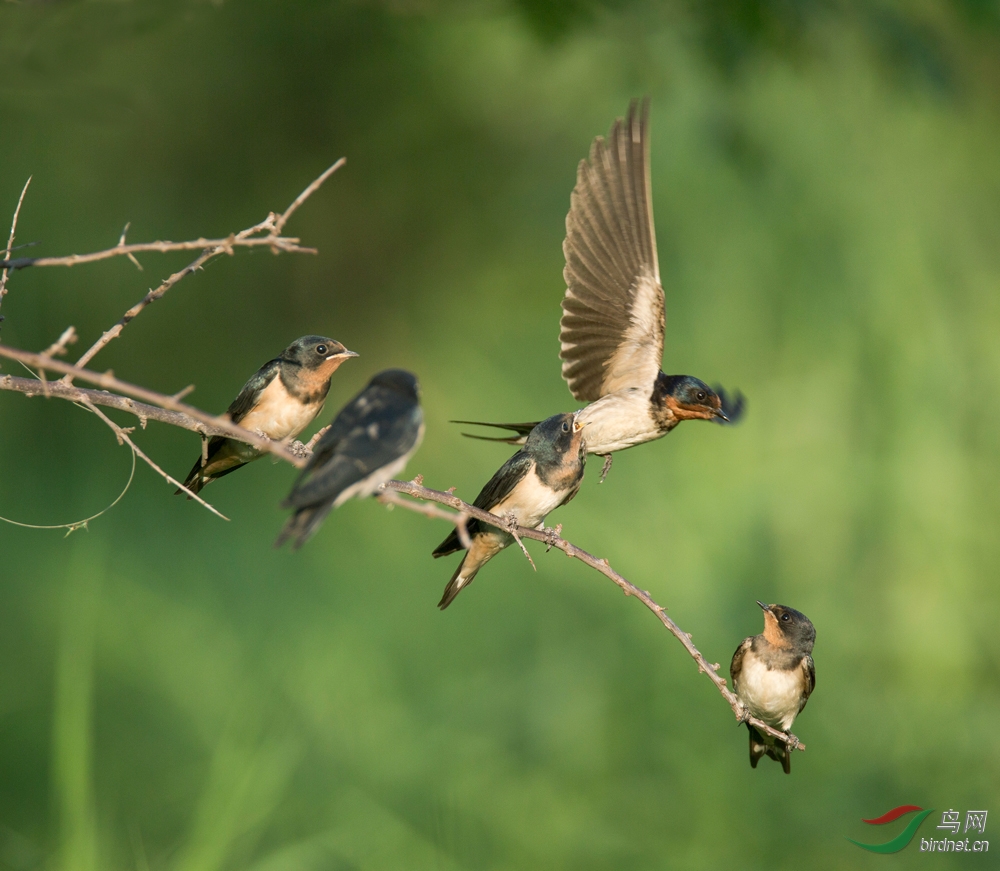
(2, 1, 998, 869)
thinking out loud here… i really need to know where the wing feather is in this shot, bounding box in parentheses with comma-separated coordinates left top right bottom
(560, 98, 665, 401)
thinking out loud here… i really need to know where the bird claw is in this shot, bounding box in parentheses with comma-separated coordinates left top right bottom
(543, 523, 562, 551)
(502, 511, 518, 532)
(598, 454, 613, 483)
(736, 704, 751, 725)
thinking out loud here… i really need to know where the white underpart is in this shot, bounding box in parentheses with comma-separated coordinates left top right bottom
(736, 655, 803, 731)
(239, 377, 321, 441)
(576, 389, 661, 454)
(490, 466, 573, 530)
(332, 423, 425, 509)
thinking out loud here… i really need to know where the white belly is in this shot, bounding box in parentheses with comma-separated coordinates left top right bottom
(492, 467, 571, 529)
(238, 377, 321, 441)
(737, 657, 803, 730)
(576, 390, 662, 454)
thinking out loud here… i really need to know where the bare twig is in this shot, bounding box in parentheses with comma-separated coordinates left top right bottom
(42, 326, 78, 358)
(376, 487, 472, 550)
(0, 176, 32, 324)
(0, 234, 314, 272)
(58, 160, 345, 378)
(380, 478, 804, 753)
(274, 158, 345, 233)
(81, 400, 229, 521)
(69, 246, 219, 375)
(0, 344, 304, 467)
(305, 424, 332, 451)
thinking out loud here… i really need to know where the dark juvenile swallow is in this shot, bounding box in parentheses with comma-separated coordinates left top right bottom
(433, 412, 587, 610)
(454, 99, 744, 480)
(275, 369, 424, 549)
(730, 601, 816, 774)
(178, 335, 358, 495)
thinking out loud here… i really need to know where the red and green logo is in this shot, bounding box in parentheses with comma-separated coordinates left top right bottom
(847, 805, 935, 853)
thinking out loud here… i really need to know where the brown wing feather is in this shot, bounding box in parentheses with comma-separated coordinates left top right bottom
(560, 98, 664, 401)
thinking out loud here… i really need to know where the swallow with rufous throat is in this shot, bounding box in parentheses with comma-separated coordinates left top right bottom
(433, 412, 587, 610)
(275, 369, 424, 549)
(730, 601, 816, 774)
(454, 99, 744, 481)
(177, 335, 358, 496)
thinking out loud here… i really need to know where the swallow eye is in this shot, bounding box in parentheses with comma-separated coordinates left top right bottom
(780, 613, 790, 622)
(316, 344, 328, 356)
(561, 421, 570, 433)
(695, 390, 707, 402)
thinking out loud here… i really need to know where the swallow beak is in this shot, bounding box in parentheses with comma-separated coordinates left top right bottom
(333, 349, 360, 360)
(757, 600, 772, 613)
(715, 406, 730, 423)
(572, 410, 589, 432)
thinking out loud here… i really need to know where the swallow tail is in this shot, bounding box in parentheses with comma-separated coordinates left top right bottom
(274, 502, 335, 550)
(438, 560, 479, 610)
(747, 724, 791, 774)
(175, 438, 251, 497)
(450, 420, 539, 446)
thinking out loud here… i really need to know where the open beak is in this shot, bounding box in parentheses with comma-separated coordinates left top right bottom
(573, 412, 589, 432)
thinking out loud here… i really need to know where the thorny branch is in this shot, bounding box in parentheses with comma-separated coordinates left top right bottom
(0, 343, 306, 467)
(0, 157, 801, 754)
(0, 176, 31, 321)
(379, 478, 805, 753)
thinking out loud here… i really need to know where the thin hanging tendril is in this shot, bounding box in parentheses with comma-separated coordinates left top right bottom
(0, 447, 137, 536)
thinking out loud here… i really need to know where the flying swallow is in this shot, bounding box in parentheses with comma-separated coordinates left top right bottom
(454, 99, 744, 480)
(730, 601, 816, 774)
(177, 336, 358, 496)
(275, 369, 424, 549)
(178, 336, 358, 495)
(433, 412, 587, 609)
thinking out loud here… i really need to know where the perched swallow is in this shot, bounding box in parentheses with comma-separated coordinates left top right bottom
(433, 412, 587, 610)
(454, 99, 744, 480)
(178, 335, 358, 495)
(730, 601, 816, 774)
(275, 369, 424, 549)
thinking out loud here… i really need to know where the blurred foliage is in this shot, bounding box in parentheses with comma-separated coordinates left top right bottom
(2, 1, 999, 869)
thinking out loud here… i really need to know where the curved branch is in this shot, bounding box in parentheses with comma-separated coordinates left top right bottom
(0, 345, 306, 467)
(380, 478, 804, 753)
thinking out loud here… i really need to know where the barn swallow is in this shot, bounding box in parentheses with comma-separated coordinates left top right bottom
(454, 99, 744, 481)
(275, 369, 424, 549)
(177, 336, 358, 495)
(433, 412, 587, 609)
(730, 601, 816, 774)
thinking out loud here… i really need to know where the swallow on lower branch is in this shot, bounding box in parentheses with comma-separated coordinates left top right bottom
(433, 412, 587, 609)
(730, 601, 816, 774)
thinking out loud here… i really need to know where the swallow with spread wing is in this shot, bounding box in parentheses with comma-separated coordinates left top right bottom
(275, 369, 424, 549)
(455, 99, 744, 480)
(433, 412, 587, 610)
(730, 601, 816, 774)
(178, 335, 358, 495)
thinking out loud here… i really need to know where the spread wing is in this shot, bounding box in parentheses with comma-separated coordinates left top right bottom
(560, 98, 664, 401)
(224, 359, 281, 425)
